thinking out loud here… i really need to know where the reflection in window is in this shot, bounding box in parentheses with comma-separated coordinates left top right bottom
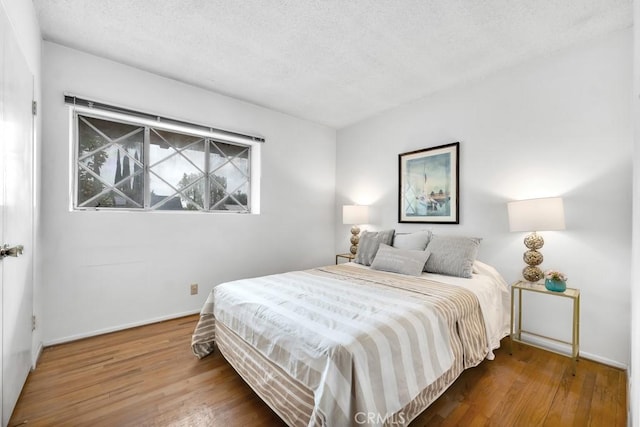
(74, 113, 255, 212)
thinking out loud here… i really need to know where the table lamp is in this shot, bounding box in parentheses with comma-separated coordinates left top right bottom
(507, 197, 565, 282)
(343, 205, 369, 255)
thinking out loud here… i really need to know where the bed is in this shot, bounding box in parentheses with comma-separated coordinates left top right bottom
(191, 234, 510, 427)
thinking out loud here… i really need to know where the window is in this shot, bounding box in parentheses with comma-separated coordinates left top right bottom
(73, 108, 260, 213)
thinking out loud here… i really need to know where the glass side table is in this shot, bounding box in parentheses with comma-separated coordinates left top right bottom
(335, 253, 355, 264)
(510, 280, 580, 375)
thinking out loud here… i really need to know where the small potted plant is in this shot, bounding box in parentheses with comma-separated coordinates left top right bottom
(544, 270, 567, 292)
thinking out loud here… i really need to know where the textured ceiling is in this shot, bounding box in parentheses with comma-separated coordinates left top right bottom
(34, 0, 632, 128)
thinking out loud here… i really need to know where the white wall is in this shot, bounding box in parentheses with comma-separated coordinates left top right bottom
(40, 42, 336, 344)
(630, 1, 639, 424)
(0, 0, 42, 365)
(336, 29, 633, 367)
(0, 0, 40, 72)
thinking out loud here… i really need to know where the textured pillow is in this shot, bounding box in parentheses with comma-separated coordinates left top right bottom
(371, 244, 431, 276)
(393, 230, 432, 250)
(424, 235, 482, 278)
(354, 229, 395, 266)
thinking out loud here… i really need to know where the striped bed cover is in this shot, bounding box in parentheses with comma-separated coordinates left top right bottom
(192, 264, 488, 426)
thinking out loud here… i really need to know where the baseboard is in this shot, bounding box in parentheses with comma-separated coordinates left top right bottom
(31, 341, 43, 369)
(43, 310, 200, 347)
(518, 333, 628, 370)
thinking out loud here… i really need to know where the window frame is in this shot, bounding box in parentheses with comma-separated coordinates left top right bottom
(70, 106, 260, 214)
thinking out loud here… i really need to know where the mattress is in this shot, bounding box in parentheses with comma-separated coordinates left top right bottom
(192, 262, 510, 426)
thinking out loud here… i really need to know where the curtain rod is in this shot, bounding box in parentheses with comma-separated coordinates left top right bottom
(64, 94, 265, 144)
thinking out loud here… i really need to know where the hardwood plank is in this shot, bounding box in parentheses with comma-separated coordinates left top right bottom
(9, 316, 626, 426)
(543, 360, 586, 426)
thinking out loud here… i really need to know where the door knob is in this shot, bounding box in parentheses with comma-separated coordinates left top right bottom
(0, 245, 24, 258)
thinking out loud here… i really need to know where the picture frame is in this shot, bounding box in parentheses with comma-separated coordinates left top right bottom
(398, 142, 459, 224)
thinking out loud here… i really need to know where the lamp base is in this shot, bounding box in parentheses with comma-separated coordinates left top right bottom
(522, 232, 544, 282)
(523, 266, 544, 282)
(524, 232, 544, 250)
(349, 225, 360, 255)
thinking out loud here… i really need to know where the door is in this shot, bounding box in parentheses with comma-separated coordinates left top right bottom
(0, 6, 35, 425)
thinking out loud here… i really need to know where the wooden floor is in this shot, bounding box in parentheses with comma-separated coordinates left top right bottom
(10, 315, 626, 427)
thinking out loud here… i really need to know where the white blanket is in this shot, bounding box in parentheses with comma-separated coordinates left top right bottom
(213, 269, 455, 426)
(341, 260, 511, 359)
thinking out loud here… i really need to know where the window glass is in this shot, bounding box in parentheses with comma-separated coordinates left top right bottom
(77, 116, 144, 208)
(209, 142, 250, 211)
(74, 113, 254, 213)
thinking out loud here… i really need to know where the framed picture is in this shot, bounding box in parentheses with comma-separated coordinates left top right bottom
(398, 142, 459, 223)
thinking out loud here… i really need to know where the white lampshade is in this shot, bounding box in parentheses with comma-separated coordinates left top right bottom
(343, 205, 369, 225)
(507, 197, 566, 232)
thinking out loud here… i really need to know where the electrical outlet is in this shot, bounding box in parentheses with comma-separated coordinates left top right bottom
(190, 284, 198, 295)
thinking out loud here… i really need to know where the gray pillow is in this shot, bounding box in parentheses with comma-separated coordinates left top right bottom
(354, 229, 395, 266)
(393, 230, 432, 250)
(424, 235, 482, 278)
(371, 244, 431, 276)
